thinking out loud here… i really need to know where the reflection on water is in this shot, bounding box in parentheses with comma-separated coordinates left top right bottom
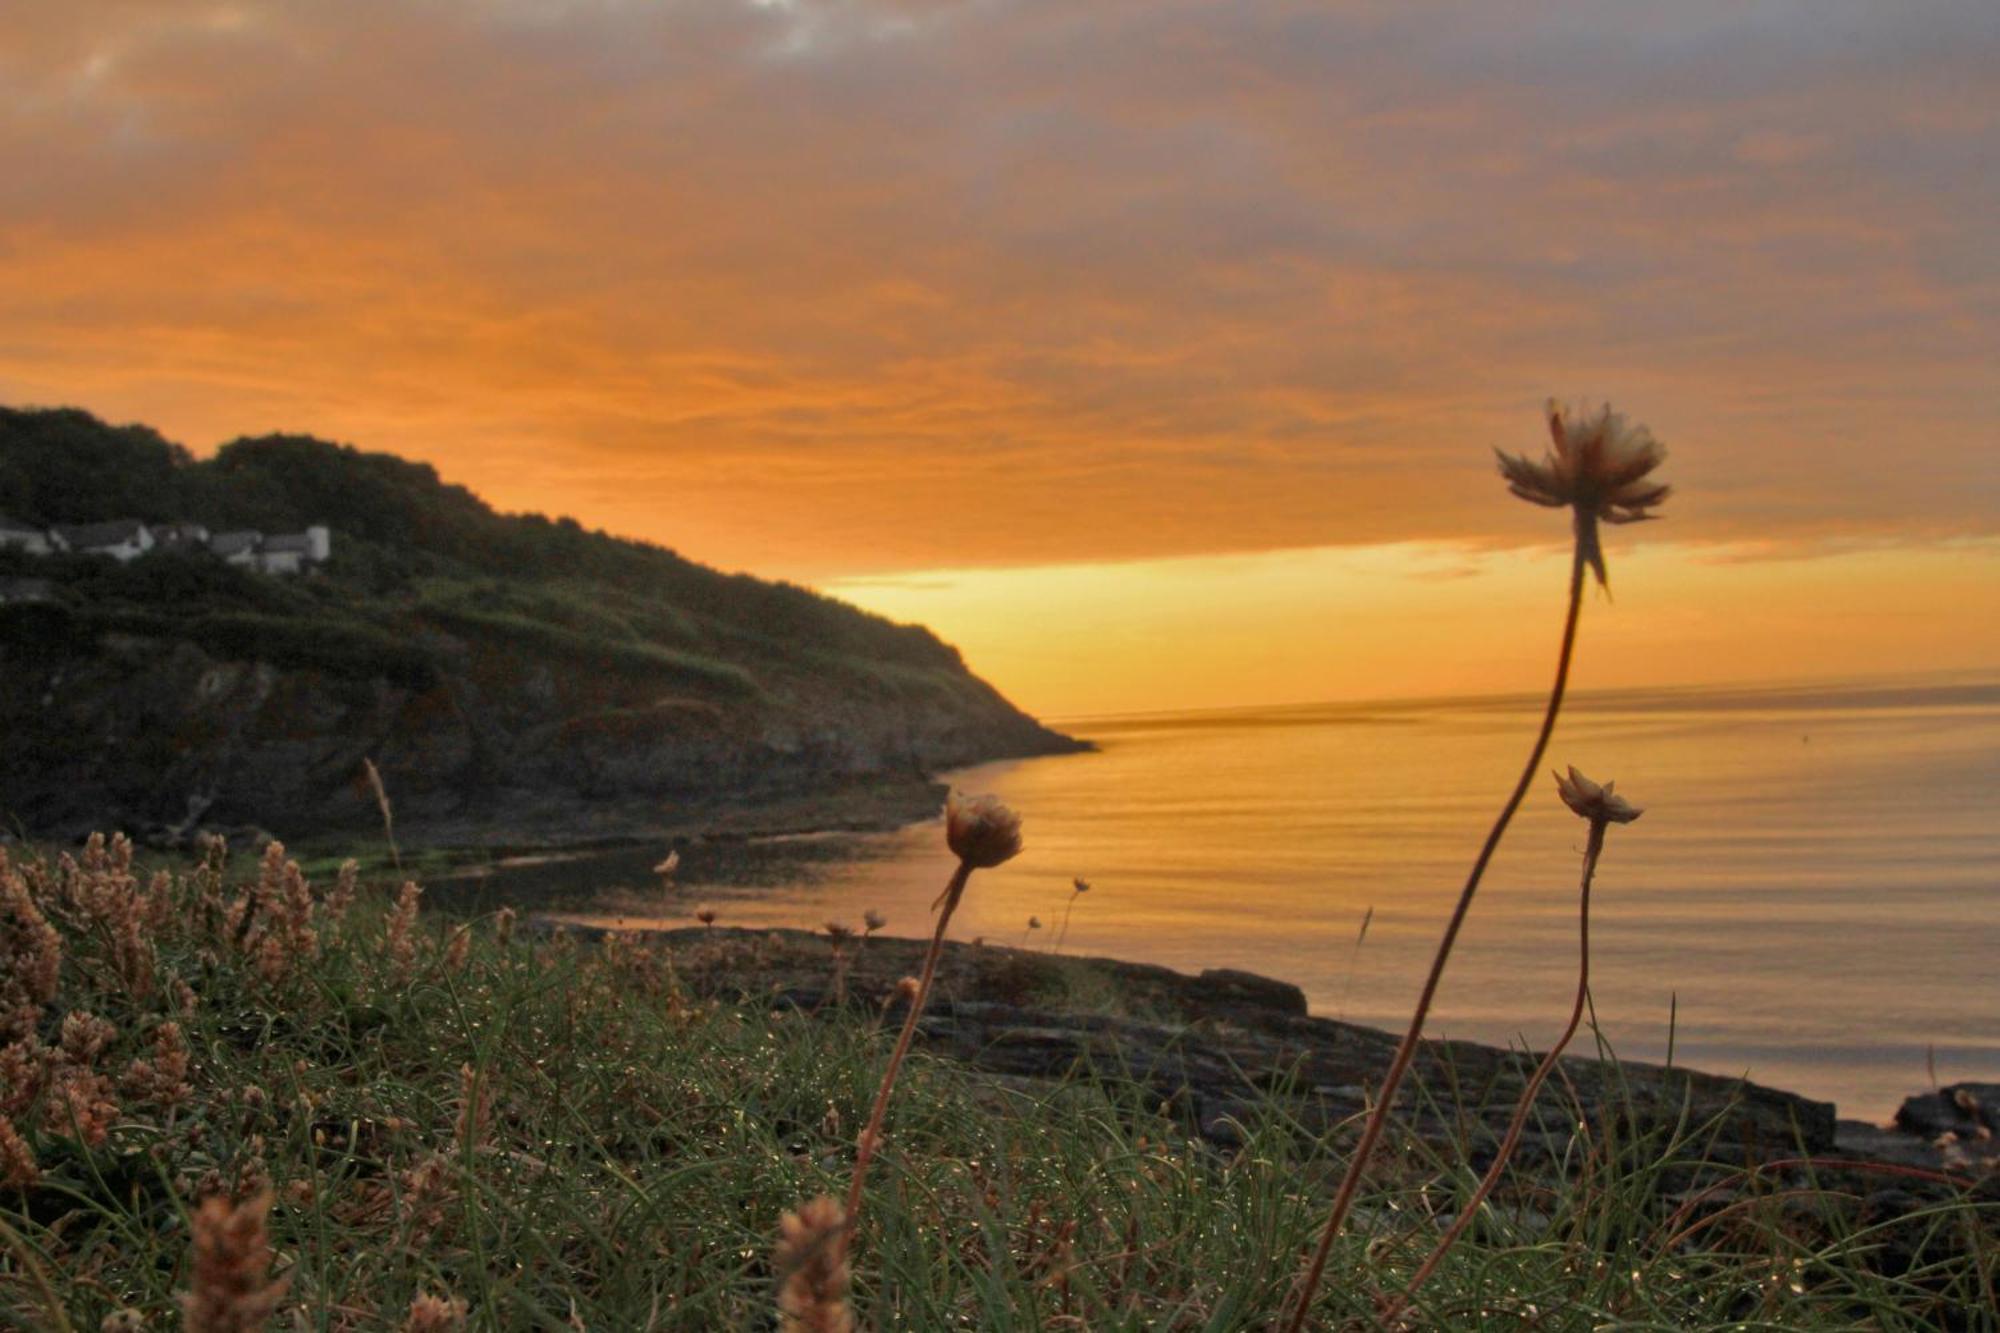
(504, 672, 2000, 1119)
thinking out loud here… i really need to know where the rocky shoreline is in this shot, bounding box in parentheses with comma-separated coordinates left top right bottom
(546, 922, 1996, 1189)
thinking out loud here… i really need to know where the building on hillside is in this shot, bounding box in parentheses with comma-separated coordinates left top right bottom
(154, 521, 213, 550)
(209, 530, 264, 567)
(253, 526, 331, 575)
(51, 520, 154, 562)
(209, 525, 332, 574)
(0, 576, 55, 604)
(0, 516, 55, 554)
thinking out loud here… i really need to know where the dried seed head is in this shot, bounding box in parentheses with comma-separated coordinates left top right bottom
(774, 1195, 854, 1333)
(824, 922, 854, 944)
(1026, 916, 1041, 931)
(1073, 877, 1091, 894)
(694, 906, 717, 927)
(1553, 765, 1643, 825)
(402, 1293, 470, 1332)
(1497, 400, 1670, 587)
(0, 1113, 37, 1191)
(862, 909, 886, 933)
(944, 790, 1023, 869)
(182, 1189, 288, 1332)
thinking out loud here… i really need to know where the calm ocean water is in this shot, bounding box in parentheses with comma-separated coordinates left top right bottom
(543, 672, 1999, 1120)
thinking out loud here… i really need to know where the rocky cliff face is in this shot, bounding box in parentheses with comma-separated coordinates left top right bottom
(0, 626, 1081, 846)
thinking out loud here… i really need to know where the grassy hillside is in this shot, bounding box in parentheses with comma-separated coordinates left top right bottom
(0, 406, 963, 691)
(0, 407, 1076, 842)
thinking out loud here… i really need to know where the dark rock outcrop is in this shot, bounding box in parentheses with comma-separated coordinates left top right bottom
(0, 628, 1080, 848)
(582, 926, 1846, 1166)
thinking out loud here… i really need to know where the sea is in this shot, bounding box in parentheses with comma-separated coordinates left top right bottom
(484, 671, 1999, 1122)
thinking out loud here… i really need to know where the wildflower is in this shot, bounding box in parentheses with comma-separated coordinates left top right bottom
(443, 926, 471, 972)
(325, 859, 360, 924)
(0, 1039, 44, 1116)
(0, 854, 61, 1042)
(1553, 765, 1643, 824)
(385, 882, 423, 980)
(944, 791, 1023, 869)
(402, 1293, 470, 1332)
(824, 922, 854, 947)
(1387, 765, 1644, 1319)
(1287, 400, 1664, 1332)
(0, 1113, 36, 1191)
(45, 1065, 120, 1146)
(123, 1021, 194, 1110)
(1497, 399, 1670, 587)
(694, 905, 717, 928)
(455, 1064, 490, 1151)
(849, 797, 1024, 1230)
(1027, 916, 1041, 930)
(774, 1195, 854, 1333)
(60, 1011, 118, 1065)
(1053, 878, 1091, 952)
(181, 1189, 288, 1332)
(862, 909, 886, 935)
(494, 906, 517, 948)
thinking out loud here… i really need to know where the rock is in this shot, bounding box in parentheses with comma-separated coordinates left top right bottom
(658, 927, 1843, 1163)
(1835, 1119, 1951, 1172)
(1895, 1083, 2000, 1141)
(1196, 968, 1307, 1016)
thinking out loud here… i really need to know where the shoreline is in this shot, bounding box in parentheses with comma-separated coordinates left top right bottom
(530, 919, 1993, 1179)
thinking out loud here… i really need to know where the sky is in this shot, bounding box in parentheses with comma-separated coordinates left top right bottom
(2, 1, 1995, 715)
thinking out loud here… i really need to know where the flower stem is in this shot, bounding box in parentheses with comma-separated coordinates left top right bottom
(844, 859, 973, 1227)
(1052, 889, 1081, 954)
(1282, 544, 1588, 1332)
(1385, 817, 1604, 1320)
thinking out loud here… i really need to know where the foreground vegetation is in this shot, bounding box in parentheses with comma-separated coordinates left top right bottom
(3, 837, 1993, 1330)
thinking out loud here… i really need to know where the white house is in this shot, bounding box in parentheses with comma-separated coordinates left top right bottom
(209, 530, 264, 568)
(0, 516, 54, 555)
(51, 520, 154, 562)
(154, 521, 212, 550)
(255, 525, 331, 574)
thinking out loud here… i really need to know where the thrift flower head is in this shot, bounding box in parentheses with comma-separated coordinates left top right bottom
(182, 1189, 288, 1332)
(774, 1194, 854, 1333)
(1497, 399, 1670, 587)
(944, 791, 1023, 869)
(1553, 766, 1643, 824)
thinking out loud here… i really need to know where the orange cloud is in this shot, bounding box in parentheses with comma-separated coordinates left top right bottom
(0, 0, 1992, 599)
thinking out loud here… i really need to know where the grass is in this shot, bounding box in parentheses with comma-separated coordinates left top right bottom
(2, 840, 1994, 1330)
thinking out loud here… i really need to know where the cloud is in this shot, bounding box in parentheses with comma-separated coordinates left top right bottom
(0, 0, 1994, 577)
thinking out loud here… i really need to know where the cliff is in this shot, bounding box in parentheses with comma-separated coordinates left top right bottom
(0, 406, 1082, 844)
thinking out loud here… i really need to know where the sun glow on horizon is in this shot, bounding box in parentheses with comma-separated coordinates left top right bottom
(825, 538, 2000, 718)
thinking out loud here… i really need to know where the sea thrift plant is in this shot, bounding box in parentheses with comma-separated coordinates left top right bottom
(182, 1189, 288, 1332)
(774, 1195, 855, 1332)
(1052, 877, 1090, 953)
(1285, 401, 1669, 1330)
(1388, 766, 1642, 1316)
(840, 792, 1021, 1227)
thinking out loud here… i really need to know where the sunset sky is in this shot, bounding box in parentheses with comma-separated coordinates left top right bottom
(3, 1, 1995, 715)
